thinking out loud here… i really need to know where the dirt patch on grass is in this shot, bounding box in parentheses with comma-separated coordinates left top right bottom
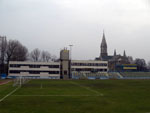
(0, 80, 11, 86)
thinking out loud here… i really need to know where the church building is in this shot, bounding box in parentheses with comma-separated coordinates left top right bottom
(96, 32, 135, 71)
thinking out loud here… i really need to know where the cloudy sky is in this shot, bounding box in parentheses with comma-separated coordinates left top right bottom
(0, 0, 150, 61)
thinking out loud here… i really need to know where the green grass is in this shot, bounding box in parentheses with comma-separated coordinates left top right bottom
(1, 79, 150, 113)
(0, 81, 16, 98)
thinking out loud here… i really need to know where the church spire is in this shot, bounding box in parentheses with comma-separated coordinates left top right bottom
(100, 31, 108, 57)
(123, 50, 126, 57)
(101, 31, 107, 47)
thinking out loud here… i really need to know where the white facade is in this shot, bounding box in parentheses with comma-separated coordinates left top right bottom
(8, 60, 108, 79)
(71, 60, 108, 79)
(8, 61, 60, 79)
(71, 60, 108, 73)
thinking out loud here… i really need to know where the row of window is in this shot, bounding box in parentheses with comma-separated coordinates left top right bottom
(71, 68, 107, 72)
(71, 63, 107, 67)
(9, 70, 60, 74)
(10, 63, 107, 68)
(10, 64, 59, 68)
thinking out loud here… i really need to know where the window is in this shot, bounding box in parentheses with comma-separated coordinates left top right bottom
(104, 69, 107, 72)
(49, 65, 59, 68)
(64, 71, 67, 75)
(49, 71, 59, 74)
(29, 65, 40, 68)
(29, 71, 40, 74)
(9, 70, 20, 74)
(10, 64, 20, 68)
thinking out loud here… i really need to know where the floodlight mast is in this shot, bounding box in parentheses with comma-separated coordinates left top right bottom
(69, 45, 73, 78)
(69, 45, 73, 60)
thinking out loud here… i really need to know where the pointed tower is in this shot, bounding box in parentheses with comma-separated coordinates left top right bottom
(100, 31, 108, 58)
(123, 50, 126, 57)
(114, 49, 116, 56)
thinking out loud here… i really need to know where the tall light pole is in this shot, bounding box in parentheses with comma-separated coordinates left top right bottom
(69, 45, 73, 60)
(69, 45, 73, 78)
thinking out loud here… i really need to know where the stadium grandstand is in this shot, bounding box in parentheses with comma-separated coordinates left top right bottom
(120, 72, 150, 79)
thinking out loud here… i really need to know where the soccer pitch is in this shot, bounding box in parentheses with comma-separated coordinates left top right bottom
(1, 79, 150, 113)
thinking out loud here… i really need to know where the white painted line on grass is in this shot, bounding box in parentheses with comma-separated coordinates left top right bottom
(0, 86, 20, 102)
(11, 95, 100, 97)
(70, 81, 104, 96)
(40, 83, 43, 89)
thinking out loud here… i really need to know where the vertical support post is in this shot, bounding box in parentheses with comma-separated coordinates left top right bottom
(20, 76, 22, 87)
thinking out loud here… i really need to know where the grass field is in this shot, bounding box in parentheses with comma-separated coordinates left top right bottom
(1, 79, 150, 113)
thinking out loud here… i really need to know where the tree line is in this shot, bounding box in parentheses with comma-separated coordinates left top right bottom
(0, 36, 57, 74)
(1, 36, 150, 75)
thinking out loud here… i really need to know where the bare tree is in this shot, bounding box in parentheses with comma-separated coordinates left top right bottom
(147, 61, 150, 71)
(41, 51, 51, 62)
(134, 58, 147, 71)
(10, 44, 28, 61)
(51, 55, 57, 61)
(5, 39, 28, 74)
(30, 48, 41, 62)
(6, 40, 28, 62)
(6, 40, 19, 64)
(128, 56, 134, 64)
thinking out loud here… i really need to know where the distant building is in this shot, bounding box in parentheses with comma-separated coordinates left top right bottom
(96, 32, 136, 72)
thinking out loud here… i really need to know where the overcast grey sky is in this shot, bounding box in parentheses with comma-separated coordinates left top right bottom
(0, 0, 150, 61)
